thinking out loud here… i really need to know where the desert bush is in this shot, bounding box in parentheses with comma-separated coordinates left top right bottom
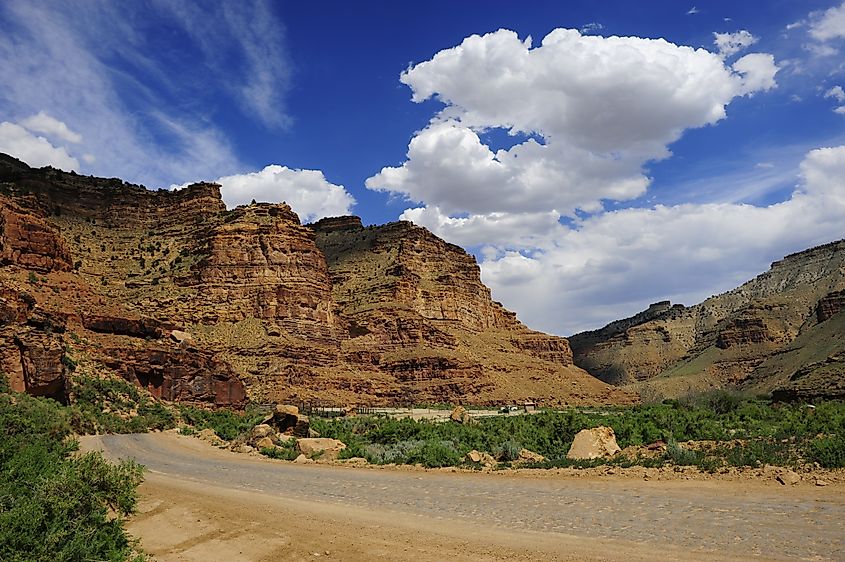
(665, 439, 704, 466)
(405, 439, 462, 468)
(494, 439, 522, 462)
(260, 440, 299, 461)
(0, 390, 145, 561)
(310, 400, 845, 469)
(721, 439, 798, 468)
(805, 434, 845, 469)
(177, 404, 265, 441)
(68, 375, 176, 434)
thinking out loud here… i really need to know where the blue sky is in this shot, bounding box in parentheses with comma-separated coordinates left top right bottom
(2, 0, 845, 335)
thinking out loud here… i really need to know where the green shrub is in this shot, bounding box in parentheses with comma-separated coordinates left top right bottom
(665, 440, 704, 466)
(177, 404, 266, 441)
(494, 439, 522, 462)
(67, 375, 176, 434)
(806, 435, 845, 468)
(0, 391, 145, 561)
(722, 439, 797, 468)
(406, 439, 462, 468)
(261, 445, 299, 461)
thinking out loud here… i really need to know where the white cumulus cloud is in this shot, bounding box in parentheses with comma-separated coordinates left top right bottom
(19, 111, 82, 144)
(368, 29, 778, 218)
(825, 85, 845, 101)
(714, 30, 758, 57)
(809, 2, 845, 42)
(212, 165, 355, 223)
(0, 121, 80, 170)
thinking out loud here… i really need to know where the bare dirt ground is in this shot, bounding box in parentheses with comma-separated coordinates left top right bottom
(81, 433, 845, 562)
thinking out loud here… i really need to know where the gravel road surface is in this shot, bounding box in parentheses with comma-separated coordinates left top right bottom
(83, 433, 844, 561)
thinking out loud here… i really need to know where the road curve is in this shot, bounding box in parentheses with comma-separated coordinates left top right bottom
(83, 433, 844, 561)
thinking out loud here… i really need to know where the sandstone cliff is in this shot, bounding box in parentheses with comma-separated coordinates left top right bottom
(0, 154, 633, 407)
(569, 240, 845, 399)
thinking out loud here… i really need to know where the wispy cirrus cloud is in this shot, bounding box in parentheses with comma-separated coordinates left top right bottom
(0, 0, 293, 187)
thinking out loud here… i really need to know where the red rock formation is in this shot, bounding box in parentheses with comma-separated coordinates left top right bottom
(100, 346, 246, 407)
(82, 314, 172, 339)
(0, 198, 72, 272)
(0, 284, 67, 399)
(715, 316, 777, 349)
(182, 203, 338, 343)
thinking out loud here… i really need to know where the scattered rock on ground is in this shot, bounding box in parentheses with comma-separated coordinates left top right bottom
(465, 449, 497, 466)
(566, 426, 621, 460)
(231, 443, 255, 454)
(169, 329, 193, 345)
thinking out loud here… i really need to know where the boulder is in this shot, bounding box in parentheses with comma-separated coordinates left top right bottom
(566, 426, 621, 460)
(169, 329, 194, 345)
(517, 448, 545, 463)
(276, 404, 300, 417)
(250, 424, 276, 440)
(296, 437, 347, 460)
(231, 443, 255, 454)
(197, 428, 222, 444)
(776, 469, 801, 486)
(449, 405, 476, 425)
(254, 436, 275, 450)
(465, 450, 496, 466)
(293, 454, 313, 464)
(261, 404, 310, 437)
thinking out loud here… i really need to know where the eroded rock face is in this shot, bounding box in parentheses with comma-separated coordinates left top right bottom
(570, 240, 845, 398)
(182, 203, 338, 344)
(310, 218, 632, 406)
(100, 346, 246, 407)
(0, 198, 72, 272)
(0, 285, 67, 400)
(817, 290, 845, 323)
(715, 315, 780, 349)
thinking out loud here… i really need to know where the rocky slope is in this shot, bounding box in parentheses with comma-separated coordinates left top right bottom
(0, 154, 633, 407)
(569, 241, 845, 399)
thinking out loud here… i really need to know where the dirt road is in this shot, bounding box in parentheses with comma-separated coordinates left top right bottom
(82, 433, 844, 561)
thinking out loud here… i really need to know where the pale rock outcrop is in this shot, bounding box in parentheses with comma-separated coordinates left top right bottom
(567, 426, 621, 460)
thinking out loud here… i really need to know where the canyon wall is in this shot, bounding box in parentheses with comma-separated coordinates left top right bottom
(0, 153, 633, 407)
